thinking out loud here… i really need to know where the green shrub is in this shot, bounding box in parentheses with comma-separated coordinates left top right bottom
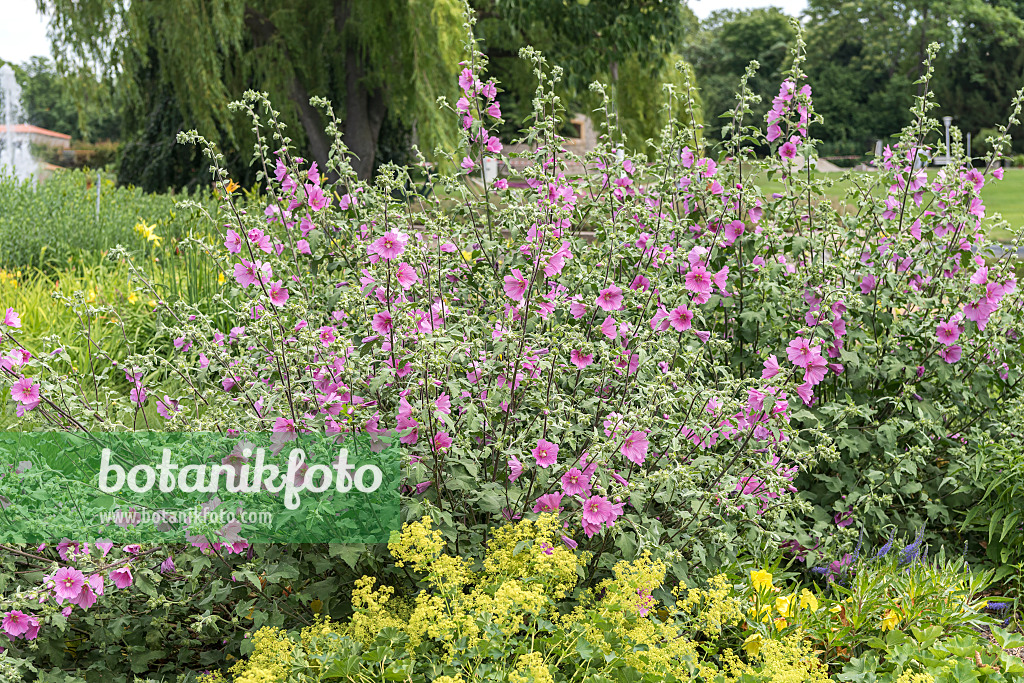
(0, 168, 218, 271)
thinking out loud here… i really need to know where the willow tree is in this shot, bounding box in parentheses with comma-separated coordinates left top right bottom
(39, 0, 466, 186)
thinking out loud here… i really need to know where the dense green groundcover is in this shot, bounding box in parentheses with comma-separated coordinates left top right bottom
(0, 16, 1023, 683)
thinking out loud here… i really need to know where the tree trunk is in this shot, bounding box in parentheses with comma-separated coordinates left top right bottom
(334, 0, 388, 180)
(243, 7, 329, 171)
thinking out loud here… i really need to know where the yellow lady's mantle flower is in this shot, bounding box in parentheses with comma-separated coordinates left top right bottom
(751, 570, 773, 592)
(881, 609, 900, 631)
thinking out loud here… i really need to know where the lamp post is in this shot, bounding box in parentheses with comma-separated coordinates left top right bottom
(942, 116, 953, 161)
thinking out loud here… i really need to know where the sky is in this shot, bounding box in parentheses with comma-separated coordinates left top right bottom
(0, 0, 51, 64)
(0, 0, 809, 66)
(689, 0, 807, 19)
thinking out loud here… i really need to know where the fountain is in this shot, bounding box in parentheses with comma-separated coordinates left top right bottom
(0, 64, 37, 180)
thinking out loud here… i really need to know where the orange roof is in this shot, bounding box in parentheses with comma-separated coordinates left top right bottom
(0, 124, 71, 140)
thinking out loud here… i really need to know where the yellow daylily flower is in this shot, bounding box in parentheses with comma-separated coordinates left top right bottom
(750, 570, 773, 592)
(225, 180, 240, 194)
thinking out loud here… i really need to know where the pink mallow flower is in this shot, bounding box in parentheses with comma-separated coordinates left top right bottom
(595, 285, 623, 311)
(532, 492, 564, 513)
(936, 320, 961, 346)
(532, 439, 559, 468)
(570, 349, 594, 369)
(508, 456, 523, 482)
(2, 610, 30, 637)
(561, 468, 591, 496)
(503, 268, 528, 301)
(268, 281, 289, 306)
(368, 230, 409, 261)
(581, 495, 620, 526)
(621, 430, 650, 465)
(53, 567, 86, 601)
(786, 337, 821, 369)
(109, 566, 134, 589)
(10, 377, 40, 408)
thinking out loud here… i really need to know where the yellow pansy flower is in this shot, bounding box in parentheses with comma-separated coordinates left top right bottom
(751, 570, 773, 592)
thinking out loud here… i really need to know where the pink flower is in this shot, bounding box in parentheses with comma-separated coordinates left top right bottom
(234, 260, 265, 288)
(668, 305, 693, 332)
(762, 355, 781, 379)
(684, 265, 712, 294)
(2, 308, 21, 328)
(859, 275, 877, 294)
(2, 610, 30, 637)
(156, 395, 180, 419)
(296, 239, 311, 255)
(318, 326, 336, 347)
(803, 355, 828, 386)
(581, 495, 619, 526)
(267, 281, 289, 306)
(532, 492, 564, 513)
(561, 468, 591, 496)
(939, 345, 962, 363)
(461, 156, 476, 171)
(305, 183, 328, 211)
(160, 556, 176, 573)
(508, 456, 523, 481)
(936, 320, 961, 345)
(109, 566, 133, 589)
(779, 138, 798, 160)
(621, 431, 650, 465)
(532, 439, 559, 467)
(486, 136, 503, 154)
(595, 285, 623, 311)
(371, 310, 393, 335)
(786, 337, 821, 369)
(795, 382, 814, 405)
(53, 567, 86, 601)
(458, 68, 476, 93)
(433, 431, 452, 450)
(570, 349, 594, 369)
(368, 230, 409, 261)
(503, 268, 528, 301)
(10, 377, 40, 407)
(272, 417, 296, 434)
(396, 262, 419, 289)
(600, 316, 618, 339)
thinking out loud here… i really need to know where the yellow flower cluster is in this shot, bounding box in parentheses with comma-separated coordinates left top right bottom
(134, 219, 163, 246)
(229, 627, 294, 683)
(0, 269, 21, 289)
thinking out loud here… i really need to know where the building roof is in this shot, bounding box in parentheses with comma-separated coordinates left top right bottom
(0, 124, 72, 140)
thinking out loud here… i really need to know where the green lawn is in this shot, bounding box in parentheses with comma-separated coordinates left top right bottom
(754, 167, 1024, 242)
